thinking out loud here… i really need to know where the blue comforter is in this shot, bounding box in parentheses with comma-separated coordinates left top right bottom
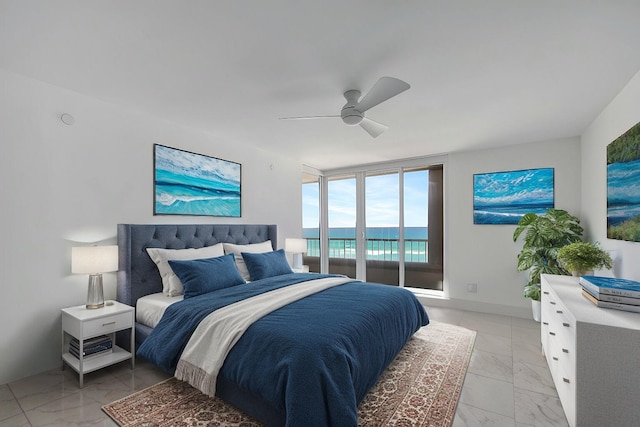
(138, 273, 429, 427)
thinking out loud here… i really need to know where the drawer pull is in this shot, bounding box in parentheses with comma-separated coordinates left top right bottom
(562, 348, 569, 353)
(563, 322, 570, 327)
(552, 356, 559, 361)
(102, 321, 116, 327)
(543, 291, 549, 295)
(549, 332, 556, 336)
(550, 301, 556, 305)
(542, 322, 549, 325)
(563, 377, 570, 384)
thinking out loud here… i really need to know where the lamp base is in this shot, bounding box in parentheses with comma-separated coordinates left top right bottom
(292, 253, 304, 270)
(86, 274, 105, 309)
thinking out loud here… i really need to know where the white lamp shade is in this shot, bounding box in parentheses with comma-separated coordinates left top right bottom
(285, 238, 307, 254)
(71, 245, 119, 274)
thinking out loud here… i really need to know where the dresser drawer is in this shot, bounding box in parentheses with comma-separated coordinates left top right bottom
(555, 362, 576, 427)
(83, 312, 132, 338)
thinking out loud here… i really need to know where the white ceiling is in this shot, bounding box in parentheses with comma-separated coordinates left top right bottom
(2, 1, 640, 170)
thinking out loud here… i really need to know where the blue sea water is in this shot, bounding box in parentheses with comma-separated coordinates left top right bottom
(607, 159, 640, 226)
(303, 227, 428, 239)
(302, 227, 428, 262)
(473, 168, 554, 224)
(473, 204, 552, 225)
(154, 146, 241, 216)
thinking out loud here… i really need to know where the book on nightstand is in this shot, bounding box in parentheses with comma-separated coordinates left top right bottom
(69, 335, 113, 359)
(579, 276, 640, 299)
(582, 289, 640, 313)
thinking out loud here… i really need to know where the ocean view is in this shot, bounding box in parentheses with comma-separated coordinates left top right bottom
(303, 227, 428, 262)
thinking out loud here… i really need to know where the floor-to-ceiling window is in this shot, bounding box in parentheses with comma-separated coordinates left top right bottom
(365, 171, 400, 285)
(326, 174, 357, 278)
(301, 159, 444, 291)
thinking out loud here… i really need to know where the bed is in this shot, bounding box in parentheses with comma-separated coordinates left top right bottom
(116, 223, 429, 427)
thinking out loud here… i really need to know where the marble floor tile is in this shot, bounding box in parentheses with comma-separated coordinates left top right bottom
(453, 403, 516, 427)
(468, 349, 513, 383)
(110, 361, 171, 392)
(511, 316, 540, 330)
(514, 387, 568, 426)
(0, 385, 22, 422)
(513, 361, 557, 396)
(23, 392, 112, 427)
(1, 307, 572, 427)
(0, 412, 31, 427)
(459, 372, 515, 418)
(7, 369, 80, 412)
(512, 339, 546, 368)
(460, 314, 512, 338)
(473, 331, 512, 357)
(424, 306, 465, 325)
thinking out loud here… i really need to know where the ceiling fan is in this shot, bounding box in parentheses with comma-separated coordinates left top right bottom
(280, 76, 410, 138)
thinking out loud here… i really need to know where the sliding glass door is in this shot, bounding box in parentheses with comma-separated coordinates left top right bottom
(302, 172, 320, 273)
(301, 162, 443, 291)
(365, 171, 400, 285)
(327, 175, 357, 278)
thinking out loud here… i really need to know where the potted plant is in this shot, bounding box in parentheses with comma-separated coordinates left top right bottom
(512, 209, 583, 320)
(557, 241, 613, 277)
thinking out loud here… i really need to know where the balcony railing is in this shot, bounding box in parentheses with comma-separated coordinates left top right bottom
(305, 238, 428, 263)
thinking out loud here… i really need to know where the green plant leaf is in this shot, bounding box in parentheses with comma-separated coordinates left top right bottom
(513, 209, 584, 299)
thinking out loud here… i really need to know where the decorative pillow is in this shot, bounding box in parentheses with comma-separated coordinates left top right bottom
(223, 241, 274, 281)
(168, 254, 246, 299)
(146, 244, 225, 296)
(242, 249, 293, 281)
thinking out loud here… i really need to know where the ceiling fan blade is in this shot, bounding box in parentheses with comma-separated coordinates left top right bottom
(279, 115, 340, 120)
(355, 77, 410, 113)
(360, 117, 388, 138)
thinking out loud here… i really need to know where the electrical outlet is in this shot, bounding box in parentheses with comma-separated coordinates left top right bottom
(467, 283, 477, 293)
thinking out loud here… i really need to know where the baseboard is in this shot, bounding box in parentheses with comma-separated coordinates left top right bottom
(415, 295, 532, 319)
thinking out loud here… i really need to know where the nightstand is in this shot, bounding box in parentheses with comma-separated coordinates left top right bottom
(61, 301, 135, 387)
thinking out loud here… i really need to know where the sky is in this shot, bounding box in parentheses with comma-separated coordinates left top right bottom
(302, 169, 429, 229)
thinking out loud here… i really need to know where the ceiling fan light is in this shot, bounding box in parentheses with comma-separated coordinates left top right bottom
(341, 107, 363, 125)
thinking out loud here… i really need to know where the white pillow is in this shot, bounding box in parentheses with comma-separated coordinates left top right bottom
(223, 241, 274, 281)
(146, 244, 225, 296)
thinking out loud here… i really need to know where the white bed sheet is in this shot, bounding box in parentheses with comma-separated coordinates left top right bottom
(136, 293, 183, 328)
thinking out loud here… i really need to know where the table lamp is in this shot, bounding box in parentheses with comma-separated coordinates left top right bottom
(71, 245, 118, 309)
(285, 238, 307, 270)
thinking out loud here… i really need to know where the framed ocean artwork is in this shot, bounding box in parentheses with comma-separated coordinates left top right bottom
(153, 144, 241, 217)
(473, 168, 554, 224)
(607, 121, 640, 242)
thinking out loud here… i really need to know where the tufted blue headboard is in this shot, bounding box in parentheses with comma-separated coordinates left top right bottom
(117, 223, 277, 309)
(116, 223, 276, 350)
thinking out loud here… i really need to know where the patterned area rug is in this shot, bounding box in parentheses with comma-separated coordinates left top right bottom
(103, 321, 475, 427)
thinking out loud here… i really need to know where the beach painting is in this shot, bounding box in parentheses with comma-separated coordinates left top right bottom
(473, 168, 554, 224)
(154, 144, 241, 217)
(607, 121, 640, 241)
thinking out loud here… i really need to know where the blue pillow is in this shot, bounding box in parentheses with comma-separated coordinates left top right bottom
(168, 254, 245, 298)
(242, 249, 293, 281)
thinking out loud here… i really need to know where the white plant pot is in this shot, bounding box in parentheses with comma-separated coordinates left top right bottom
(531, 299, 541, 322)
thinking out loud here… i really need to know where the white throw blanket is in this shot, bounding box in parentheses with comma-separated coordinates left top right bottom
(175, 276, 352, 396)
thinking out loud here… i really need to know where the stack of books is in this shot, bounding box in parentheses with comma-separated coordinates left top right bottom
(580, 276, 640, 313)
(69, 335, 113, 359)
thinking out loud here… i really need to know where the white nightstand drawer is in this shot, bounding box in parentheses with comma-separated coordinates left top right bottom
(83, 312, 132, 338)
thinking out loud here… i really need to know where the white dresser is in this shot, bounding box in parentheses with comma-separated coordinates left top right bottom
(541, 274, 640, 427)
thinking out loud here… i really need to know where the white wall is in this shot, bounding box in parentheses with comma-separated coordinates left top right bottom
(441, 138, 582, 316)
(0, 69, 302, 385)
(0, 63, 604, 385)
(581, 69, 640, 279)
